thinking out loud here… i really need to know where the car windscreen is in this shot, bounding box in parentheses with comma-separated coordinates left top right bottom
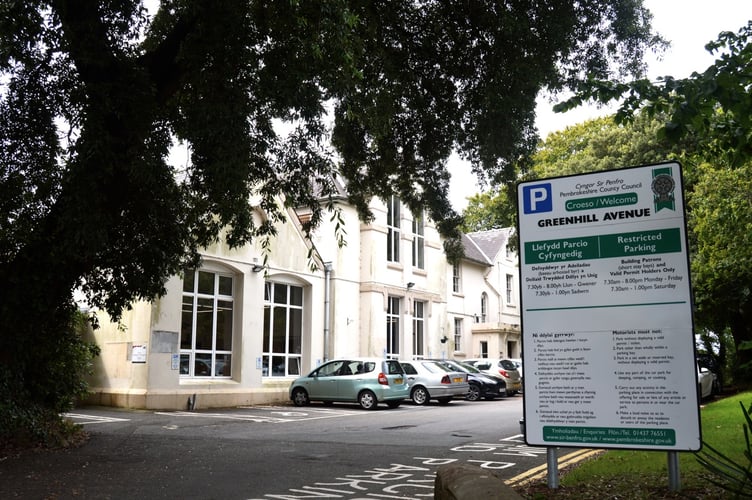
(499, 360, 517, 370)
(457, 362, 481, 373)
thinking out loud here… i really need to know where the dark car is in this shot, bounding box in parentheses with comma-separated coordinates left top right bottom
(430, 359, 506, 401)
(465, 358, 522, 395)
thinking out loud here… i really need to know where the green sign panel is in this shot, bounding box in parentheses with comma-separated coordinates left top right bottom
(524, 228, 682, 264)
(543, 426, 676, 446)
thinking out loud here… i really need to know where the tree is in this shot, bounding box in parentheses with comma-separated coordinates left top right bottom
(461, 114, 681, 232)
(0, 1, 660, 443)
(556, 21, 752, 380)
(689, 160, 752, 375)
(461, 188, 515, 233)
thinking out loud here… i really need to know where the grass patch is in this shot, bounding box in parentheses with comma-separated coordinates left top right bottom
(516, 391, 752, 498)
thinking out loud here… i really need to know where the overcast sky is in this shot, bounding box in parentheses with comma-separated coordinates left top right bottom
(449, 0, 752, 211)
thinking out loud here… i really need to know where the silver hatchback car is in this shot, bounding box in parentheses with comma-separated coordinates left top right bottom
(400, 360, 469, 405)
(289, 358, 409, 410)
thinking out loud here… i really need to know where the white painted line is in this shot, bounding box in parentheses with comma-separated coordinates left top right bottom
(63, 413, 131, 425)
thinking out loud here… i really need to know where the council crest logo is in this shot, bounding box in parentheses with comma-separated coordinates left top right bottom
(651, 167, 676, 212)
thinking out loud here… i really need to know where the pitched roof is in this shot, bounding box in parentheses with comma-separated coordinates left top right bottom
(462, 228, 513, 266)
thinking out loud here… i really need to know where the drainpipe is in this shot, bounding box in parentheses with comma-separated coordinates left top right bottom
(323, 262, 333, 362)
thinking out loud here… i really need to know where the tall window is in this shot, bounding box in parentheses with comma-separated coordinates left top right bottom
(386, 296, 400, 358)
(387, 195, 400, 262)
(413, 300, 425, 358)
(411, 212, 425, 269)
(506, 274, 514, 304)
(480, 292, 488, 322)
(262, 282, 303, 377)
(452, 264, 460, 293)
(453, 317, 463, 352)
(180, 269, 233, 378)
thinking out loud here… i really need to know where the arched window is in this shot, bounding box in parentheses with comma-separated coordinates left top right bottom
(262, 282, 303, 377)
(180, 269, 234, 378)
(480, 292, 488, 322)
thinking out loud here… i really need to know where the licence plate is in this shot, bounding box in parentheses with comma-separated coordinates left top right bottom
(395, 378, 403, 384)
(453, 377, 464, 383)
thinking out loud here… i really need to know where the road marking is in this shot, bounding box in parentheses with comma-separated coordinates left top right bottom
(155, 406, 366, 423)
(63, 413, 131, 425)
(504, 448, 604, 487)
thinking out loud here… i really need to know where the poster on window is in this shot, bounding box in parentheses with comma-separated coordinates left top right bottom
(517, 162, 700, 451)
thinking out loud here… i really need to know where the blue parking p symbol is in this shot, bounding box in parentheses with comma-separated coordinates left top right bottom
(522, 184, 552, 214)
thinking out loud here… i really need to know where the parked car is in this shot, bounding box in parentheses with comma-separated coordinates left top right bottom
(400, 360, 469, 405)
(697, 364, 720, 400)
(464, 358, 522, 395)
(289, 358, 409, 410)
(697, 353, 722, 393)
(432, 359, 506, 401)
(509, 358, 523, 391)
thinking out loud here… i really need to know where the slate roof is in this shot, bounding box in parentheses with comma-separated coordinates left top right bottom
(462, 228, 513, 266)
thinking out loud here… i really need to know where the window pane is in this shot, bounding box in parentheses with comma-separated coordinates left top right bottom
(274, 283, 287, 304)
(288, 357, 301, 376)
(288, 309, 302, 353)
(180, 297, 194, 349)
(183, 270, 195, 293)
(290, 286, 302, 306)
(215, 300, 233, 350)
(272, 308, 286, 352)
(195, 298, 214, 349)
(218, 275, 233, 296)
(263, 306, 270, 351)
(272, 355, 286, 376)
(216, 353, 231, 376)
(195, 353, 212, 376)
(180, 354, 190, 375)
(197, 271, 214, 294)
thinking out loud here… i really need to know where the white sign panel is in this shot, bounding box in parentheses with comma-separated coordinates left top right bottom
(517, 162, 700, 451)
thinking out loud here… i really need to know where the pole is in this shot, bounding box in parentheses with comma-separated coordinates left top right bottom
(668, 451, 681, 491)
(547, 447, 559, 489)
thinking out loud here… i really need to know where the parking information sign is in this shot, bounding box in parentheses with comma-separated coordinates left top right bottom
(517, 162, 700, 451)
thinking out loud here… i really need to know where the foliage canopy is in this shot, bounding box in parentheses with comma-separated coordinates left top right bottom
(0, 0, 659, 442)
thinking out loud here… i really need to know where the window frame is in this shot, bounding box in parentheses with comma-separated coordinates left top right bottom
(412, 300, 425, 358)
(386, 296, 401, 359)
(262, 281, 304, 378)
(453, 317, 463, 352)
(180, 268, 235, 379)
(387, 195, 401, 263)
(411, 211, 425, 269)
(452, 264, 461, 293)
(506, 274, 514, 305)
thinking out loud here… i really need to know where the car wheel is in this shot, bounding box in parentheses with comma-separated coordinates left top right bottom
(466, 384, 481, 401)
(291, 388, 309, 407)
(386, 400, 402, 409)
(437, 397, 452, 405)
(358, 390, 378, 410)
(411, 386, 430, 405)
